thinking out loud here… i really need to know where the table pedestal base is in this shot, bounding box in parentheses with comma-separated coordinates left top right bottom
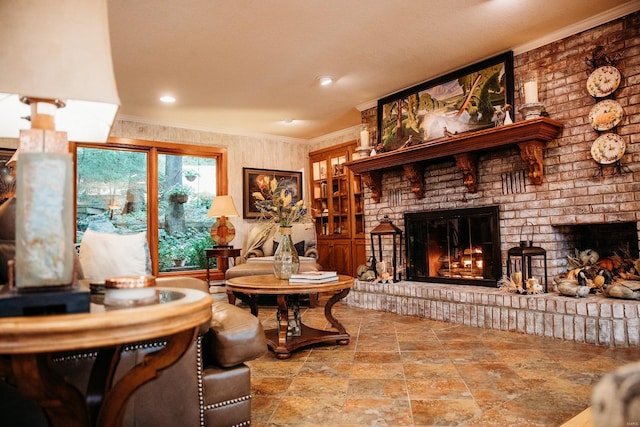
(266, 288, 351, 359)
(226, 274, 353, 359)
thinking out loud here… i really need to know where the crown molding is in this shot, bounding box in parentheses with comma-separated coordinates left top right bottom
(356, 100, 377, 112)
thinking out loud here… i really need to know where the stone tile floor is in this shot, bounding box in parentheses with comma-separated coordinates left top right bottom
(245, 295, 638, 426)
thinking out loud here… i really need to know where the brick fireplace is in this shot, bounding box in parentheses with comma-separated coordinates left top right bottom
(342, 12, 640, 347)
(404, 206, 502, 286)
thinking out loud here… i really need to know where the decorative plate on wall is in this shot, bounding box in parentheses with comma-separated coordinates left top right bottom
(586, 65, 621, 98)
(589, 99, 623, 131)
(590, 133, 625, 164)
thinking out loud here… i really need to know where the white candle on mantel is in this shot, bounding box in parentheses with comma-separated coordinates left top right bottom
(524, 80, 539, 104)
(360, 128, 370, 148)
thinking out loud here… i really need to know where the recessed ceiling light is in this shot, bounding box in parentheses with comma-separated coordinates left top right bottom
(318, 76, 333, 86)
(160, 95, 176, 103)
(282, 118, 295, 124)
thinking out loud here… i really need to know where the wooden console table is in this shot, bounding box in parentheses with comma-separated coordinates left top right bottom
(227, 274, 353, 359)
(0, 287, 212, 427)
(345, 117, 563, 201)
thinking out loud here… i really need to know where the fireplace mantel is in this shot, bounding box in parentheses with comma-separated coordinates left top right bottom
(344, 117, 563, 201)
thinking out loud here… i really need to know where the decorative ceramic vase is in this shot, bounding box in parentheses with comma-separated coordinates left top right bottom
(273, 226, 300, 279)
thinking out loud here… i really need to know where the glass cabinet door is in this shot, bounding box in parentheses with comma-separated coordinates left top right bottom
(311, 159, 329, 236)
(329, 153, 350, 236)
(352, 174, 364, 235)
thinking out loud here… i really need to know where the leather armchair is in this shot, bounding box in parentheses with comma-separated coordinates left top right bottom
(1, 277, 267, 427)
(0, 198, 267, 425)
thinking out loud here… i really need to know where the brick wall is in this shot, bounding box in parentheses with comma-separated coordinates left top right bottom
(360, 12, 640, 281)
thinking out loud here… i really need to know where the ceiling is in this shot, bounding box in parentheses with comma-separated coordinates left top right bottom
(107, 0, 638, 140)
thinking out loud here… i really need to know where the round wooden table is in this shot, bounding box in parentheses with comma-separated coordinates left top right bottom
(0, 287, 212, 427)
(226, 274, 353, 359)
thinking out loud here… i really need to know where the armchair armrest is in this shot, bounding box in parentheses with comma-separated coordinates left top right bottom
(205, 301, 267, 368)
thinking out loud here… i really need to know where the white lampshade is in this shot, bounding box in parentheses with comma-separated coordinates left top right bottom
(0, 1, 120, 292)
(207, 195, 239, 218)
(0, 0, 120, 142)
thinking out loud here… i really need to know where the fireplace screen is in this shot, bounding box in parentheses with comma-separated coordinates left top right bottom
(405, 206, 501, 286)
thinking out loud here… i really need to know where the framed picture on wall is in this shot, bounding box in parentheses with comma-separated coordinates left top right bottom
(242, 167, 303, 219)
(377, 51, 514, 152)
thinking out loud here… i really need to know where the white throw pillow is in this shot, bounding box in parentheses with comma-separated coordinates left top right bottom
(79, 229, 150, 283)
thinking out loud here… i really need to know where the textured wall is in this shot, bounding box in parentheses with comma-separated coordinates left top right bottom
(360, 12, 640, 281)
(110, 119, 358, 241)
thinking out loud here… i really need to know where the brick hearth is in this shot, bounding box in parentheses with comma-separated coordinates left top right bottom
(343, 280, 640, 347)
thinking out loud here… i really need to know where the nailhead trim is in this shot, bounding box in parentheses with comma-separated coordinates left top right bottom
(51, 351, 98, 362)
(202, 394, 251, 410)
(194, 335, 205, 427)
(123, 340, 167, 352)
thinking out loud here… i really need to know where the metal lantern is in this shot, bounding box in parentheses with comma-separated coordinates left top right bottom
(370, 215, 403, 282)
(506, 222, 548, 292)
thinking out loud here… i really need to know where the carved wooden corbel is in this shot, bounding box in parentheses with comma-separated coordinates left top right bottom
(361, 171, 382, 203)
(402, 163, 425, 199)
(454, 153, 477, 193)
(518, 141, 545, 185)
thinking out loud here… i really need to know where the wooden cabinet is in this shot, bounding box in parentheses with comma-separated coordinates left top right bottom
(317, 240, 352, 275)
(309, 141, 365, 276)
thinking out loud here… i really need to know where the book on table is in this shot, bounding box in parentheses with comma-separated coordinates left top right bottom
(289, 271, 338, 283)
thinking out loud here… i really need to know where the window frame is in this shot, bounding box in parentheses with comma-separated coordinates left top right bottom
(71, 137, 228, 279)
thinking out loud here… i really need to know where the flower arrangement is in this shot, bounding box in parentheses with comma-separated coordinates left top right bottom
(252, 176, 310, 227)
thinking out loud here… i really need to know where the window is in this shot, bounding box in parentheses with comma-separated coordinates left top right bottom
(157, 153, 216, 272)
(73, 138, 227, 276)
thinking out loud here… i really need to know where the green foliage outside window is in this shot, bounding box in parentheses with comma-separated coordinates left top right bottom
(76, 146, 218, 273)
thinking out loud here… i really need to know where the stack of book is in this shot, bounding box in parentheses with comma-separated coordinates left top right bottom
(289, 271, 338, 284)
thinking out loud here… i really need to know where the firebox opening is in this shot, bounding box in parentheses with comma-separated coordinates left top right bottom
(405, 206, 501, 286)
(558, 222, 639, 262)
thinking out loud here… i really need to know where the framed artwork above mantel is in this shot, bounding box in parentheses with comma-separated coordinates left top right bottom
(377, 51, 515, 153)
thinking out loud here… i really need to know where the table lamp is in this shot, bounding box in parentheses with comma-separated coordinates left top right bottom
(207, 195, 239, 246)
(0, 1, 120, 302)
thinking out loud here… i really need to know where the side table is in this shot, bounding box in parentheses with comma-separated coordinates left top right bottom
(0, 286, 212, 427)
(205, 247, 241, 283)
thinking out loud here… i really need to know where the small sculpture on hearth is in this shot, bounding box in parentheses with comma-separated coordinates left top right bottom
(604, 280, 640, 300)
(356, 258, 376, 282)
(555, 278, 590, 298)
